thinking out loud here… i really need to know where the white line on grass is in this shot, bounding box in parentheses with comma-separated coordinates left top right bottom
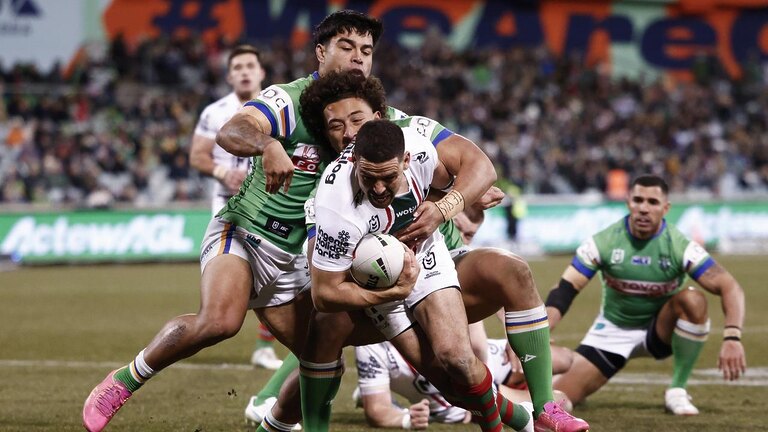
(1, 359, 766, 386)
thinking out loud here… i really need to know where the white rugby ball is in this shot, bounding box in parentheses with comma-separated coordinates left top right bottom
(350, 233, 405, 289)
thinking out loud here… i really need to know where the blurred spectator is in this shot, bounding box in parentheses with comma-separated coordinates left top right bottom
(1, 33, 768, 207)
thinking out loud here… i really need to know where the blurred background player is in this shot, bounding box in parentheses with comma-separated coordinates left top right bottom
(546, 174, 747, 415)
(188, 44, 282, 370)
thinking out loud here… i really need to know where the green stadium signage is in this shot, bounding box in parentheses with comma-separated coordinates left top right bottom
(0, 210, 210, 264)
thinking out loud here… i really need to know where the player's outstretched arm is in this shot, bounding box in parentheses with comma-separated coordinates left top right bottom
(695, 262, 747, 380)
(217, 106, 294, 193)
(362, 393, 430, 430)
(545, 266, 591, 330)
(310, 246, 419, 313)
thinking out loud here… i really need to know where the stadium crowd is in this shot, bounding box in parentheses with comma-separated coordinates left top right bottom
(1, 32, 767, 206)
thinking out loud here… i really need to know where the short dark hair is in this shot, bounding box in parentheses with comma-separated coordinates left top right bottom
(313, 10, 383, 47)
(353, 120, 404, 163)
(227, 44, 260, 69)
(299, 70, 387, 146)
(630, 174, 669, 195)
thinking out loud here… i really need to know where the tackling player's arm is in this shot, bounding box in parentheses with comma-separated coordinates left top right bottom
(693, 262, 747, 380)
(310, 251, 419, 313)
(216, 105, 293, 193)
(399, 134, 497, 244)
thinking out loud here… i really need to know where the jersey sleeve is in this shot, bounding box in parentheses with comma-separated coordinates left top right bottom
(193, 106, 217, 139)
(243, 85, 297, 139)
(571, 236, 600, 278)
(355, 345, 392, 396)
(402, 128, 439, 191)
(406, 116, 454, 146)
(682, 241, 715, 280)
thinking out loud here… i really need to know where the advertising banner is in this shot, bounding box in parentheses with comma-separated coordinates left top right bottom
(475, 201, 768, 254)
(0, 209, 210, 264)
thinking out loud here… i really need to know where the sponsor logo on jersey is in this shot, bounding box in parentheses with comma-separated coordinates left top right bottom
(421, 251, 436, 270)
(395, 205, 417, 218)
(414, 151, 429, 164)
(610, 248, 625, 264)
(659, 256, 672, 270)
(631, 255, 652, 265)
(356, 354, 383, 380)
(291, 143, 320, 173)
(245, 234, 262, 249)
(413, 116, 434, 138)
(424, 270, 439, 279)
(315, 227, 350, 260)
(605, 275, 678, 297)
(265, 217, 293, 239)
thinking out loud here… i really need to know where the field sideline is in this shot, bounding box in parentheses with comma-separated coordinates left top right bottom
(1, 255, 765, 431)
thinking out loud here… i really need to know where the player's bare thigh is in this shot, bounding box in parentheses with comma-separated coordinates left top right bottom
(456, 247, 541, 322)
(256, 291, 315, 354)
(654, 286, 709, 343)
(411, 287, 474, 361)
(198, 254, 253, 330)
(553, 352, 608, 405)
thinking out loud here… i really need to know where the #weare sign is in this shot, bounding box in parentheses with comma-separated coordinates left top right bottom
(0, 210, 211, 263)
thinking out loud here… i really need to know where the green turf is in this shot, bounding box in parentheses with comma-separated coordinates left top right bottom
(0, 256, 764, 431)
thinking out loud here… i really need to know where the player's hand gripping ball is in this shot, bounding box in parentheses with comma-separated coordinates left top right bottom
(350, 233, 405, 289)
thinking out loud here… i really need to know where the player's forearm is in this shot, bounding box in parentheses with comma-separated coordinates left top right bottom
(719, 281, 746, 329)
(312, 281, 399, 312)
(364, 406, 410, 428)
(451, 152, 497, 209)
(216, 113, 279, 157)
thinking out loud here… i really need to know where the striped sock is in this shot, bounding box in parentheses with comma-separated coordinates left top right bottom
(299, 358, 344, 432)
(671, 319, 710, 389)
(496, 392, 532, 431)
(454, 365, 502, 432)
(256, 322, 276, 349)
(505, 305, 554, 417)
(257, 411, 299, 432)
(113, 349, 155, 392)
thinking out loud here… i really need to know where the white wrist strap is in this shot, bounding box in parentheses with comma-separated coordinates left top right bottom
(401, 411, 412, 429)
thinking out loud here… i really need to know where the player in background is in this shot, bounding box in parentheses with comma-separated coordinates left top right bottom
(354, 339, 574, 429)
(546, 174, 747, 415)
(81, 10, 390, 432)
(189, 44, 282, 371)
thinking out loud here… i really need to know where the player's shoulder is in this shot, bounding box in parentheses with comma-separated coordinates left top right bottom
(201, 92, 238, 114)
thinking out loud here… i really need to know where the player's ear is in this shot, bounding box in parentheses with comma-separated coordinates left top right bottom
(402, 151, 410, 170)
(315, 44, 326, 63)
(373, 111, 382, 119)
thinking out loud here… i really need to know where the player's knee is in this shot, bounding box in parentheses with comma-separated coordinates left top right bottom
(435, 345, 476, 378)
(675, 287, 708, 322)
(197, 315, 242, 342)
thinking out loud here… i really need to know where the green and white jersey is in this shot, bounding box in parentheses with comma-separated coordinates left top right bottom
(219, 72, 328, 254)
(572, 217, 715, 328)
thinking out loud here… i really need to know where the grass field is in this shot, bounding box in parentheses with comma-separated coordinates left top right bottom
(0, 255, 766, 431)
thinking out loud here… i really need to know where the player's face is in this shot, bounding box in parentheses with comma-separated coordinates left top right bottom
(227, 53, 264, 100)
(323, 97, 381, 152)
(356, 154, 410, 209)
(627, 184, 670, 239)
(316, 30, 374, 77)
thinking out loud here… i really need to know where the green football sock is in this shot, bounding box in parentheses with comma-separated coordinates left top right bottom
(670, 319, 709, 389)
(505, 306, 554, 417)
(254, 353, 299, 405)
(113, 349, 155, 392)
(299, 358, 344, 432)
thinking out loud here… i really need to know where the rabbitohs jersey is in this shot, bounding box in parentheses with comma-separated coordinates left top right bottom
(356, 339, 512, 423)
(312, 126, 439, 272)
(219, 72, 328, 254)
(572, 216, 715, 327)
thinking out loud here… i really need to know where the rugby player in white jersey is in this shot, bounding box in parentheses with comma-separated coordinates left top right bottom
(354, 339, 574, 429)
(189, 44, 283, 371)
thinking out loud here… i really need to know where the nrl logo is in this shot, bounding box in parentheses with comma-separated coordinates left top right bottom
(610, 248, 625, 264)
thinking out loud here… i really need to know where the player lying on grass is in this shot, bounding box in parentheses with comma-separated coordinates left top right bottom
(546, 174, 747, 415)
(352, 339, 575, 429)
